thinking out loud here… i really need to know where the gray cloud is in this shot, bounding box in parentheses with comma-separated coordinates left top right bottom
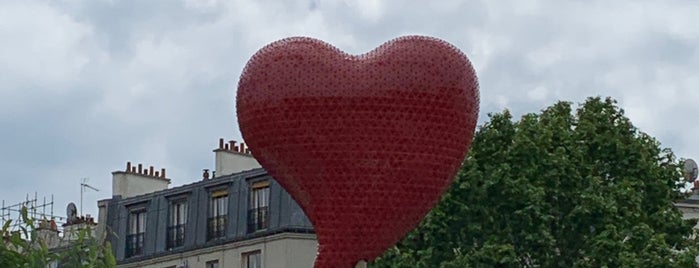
(0, 0, 697, 218)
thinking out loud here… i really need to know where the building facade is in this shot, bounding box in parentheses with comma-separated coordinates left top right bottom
(96, 139, 318, 268)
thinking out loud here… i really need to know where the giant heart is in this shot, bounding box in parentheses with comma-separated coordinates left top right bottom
(237, 36, 479, 267)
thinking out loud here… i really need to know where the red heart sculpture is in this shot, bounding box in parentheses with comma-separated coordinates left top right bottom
(237, 36, 479, 267)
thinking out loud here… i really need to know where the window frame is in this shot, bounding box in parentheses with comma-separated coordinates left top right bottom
(207, 186, 229, 240)
(242, 250, 262, 268)
(167, 196, 188, 249)
(125, 205, 147, 258)
(205, 260, 219, 268)
(247, 180, 270, 233)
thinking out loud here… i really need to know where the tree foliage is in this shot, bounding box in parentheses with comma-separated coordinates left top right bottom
(0, 206, 116, 267)
(372, 97, 699, 267)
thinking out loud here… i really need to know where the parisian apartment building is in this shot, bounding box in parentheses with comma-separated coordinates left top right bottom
(91, 139, 318, 268)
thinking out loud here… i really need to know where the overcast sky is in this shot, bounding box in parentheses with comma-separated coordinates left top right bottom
(1, 0, 697, 220)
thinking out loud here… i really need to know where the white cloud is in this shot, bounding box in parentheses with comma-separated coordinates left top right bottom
(527, 86, 548, 101)
(0, 2, 91, 82)
(0, 0, 698, 219)
(0, 2, 103, 116)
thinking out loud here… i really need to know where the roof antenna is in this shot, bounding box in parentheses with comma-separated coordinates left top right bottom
(80, 178, 99, 217)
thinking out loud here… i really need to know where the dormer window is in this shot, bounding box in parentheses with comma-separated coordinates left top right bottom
(126, 208, 147, 257)
(248, 180, 270, 233)
(208, 189, 228, 240)
(167, 198, 187, 249)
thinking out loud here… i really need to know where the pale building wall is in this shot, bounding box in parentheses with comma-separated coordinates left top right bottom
(96, 199, 109, 241)
(117, 233, 317, 268)
(676, 202, 699, 264)
(40, 220, 99, 250)
(214, 149, 261, 177)
(112, 172, 169, 198)
(676, 203, 699, 228)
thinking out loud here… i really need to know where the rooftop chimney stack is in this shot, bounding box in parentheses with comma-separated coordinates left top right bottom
(229, 140, 237, 152)
(213, 138, 260, 177)
(112, 162, 170, 198)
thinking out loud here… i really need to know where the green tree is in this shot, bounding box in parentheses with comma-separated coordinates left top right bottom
(59, 227, 116, 268)
(373, 97, 699, 267)
(0, 206, 115, 268)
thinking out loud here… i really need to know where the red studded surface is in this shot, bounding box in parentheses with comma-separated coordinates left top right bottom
(237, 36, 479, 268)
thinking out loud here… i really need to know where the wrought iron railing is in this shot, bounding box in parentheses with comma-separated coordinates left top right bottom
(247, 206, 269, 233)
(207, 216, 226, 240)
(166, 224, 186, 249)
(125, 232, 144, 257)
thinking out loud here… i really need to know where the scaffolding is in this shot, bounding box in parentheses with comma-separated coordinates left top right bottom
(1, 192, 66, 234)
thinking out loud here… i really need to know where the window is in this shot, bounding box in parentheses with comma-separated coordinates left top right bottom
(208, 189, 228, 240)
(248, 180, 270, 233)
(167, 199, 187, 249)
(206, 260, 219, 268)
(126, 209, 146, 257)
(243, 250, 262, 268)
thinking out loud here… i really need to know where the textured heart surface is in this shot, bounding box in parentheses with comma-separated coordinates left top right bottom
(237, 36, 479, 267)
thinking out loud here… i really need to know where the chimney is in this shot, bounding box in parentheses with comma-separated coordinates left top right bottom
(213, 138, 260, 177)
(112, 162, 171, 198)
(229, 140, 237, 152)
(96, 199, 109, 246)
(36, 219, 59, 248)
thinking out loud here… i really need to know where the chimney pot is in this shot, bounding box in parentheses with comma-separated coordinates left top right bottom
(138, 164, 143, 174)
(240, 143, 246, 153)
(224, 143, 230, 150)
(229, 140, 237, 152)
(203, 169, 210, 180)
(126, 162, 132, 173)
(149, 166, 154, 176)
(219, 138, 225, 149)
(131, 167, 137, 173)
(161, 168, 166, 178)
(155, 171, 160, 177)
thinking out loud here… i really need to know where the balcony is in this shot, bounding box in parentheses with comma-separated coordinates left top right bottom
(247, 206, 269, 233)
(207, 216, 226, 240)
(166, 224, 186, 249)
(125, 232, 144, 257)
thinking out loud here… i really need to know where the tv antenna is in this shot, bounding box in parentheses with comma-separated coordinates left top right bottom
(80, 178, 99, 216)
